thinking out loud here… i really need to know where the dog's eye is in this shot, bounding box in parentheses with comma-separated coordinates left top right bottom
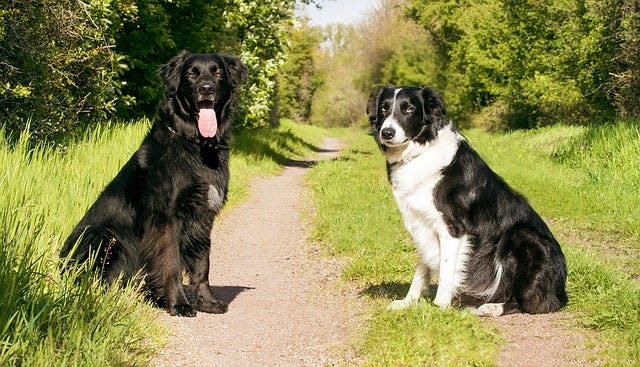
(404, 106, 415, 114)
(380, 106, 388, 114)
(214, 70, 223, 78)
(185, 71, 197, 78)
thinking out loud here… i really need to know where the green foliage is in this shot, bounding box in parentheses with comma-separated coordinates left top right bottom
(113, 0, 229, 117)
(277, 19, 323, 122)
(113, 0, 313, 127)
(1, 0, 312, 142)
(309, 25, 370, 127)
(307, 0, 441, 128)
(225, 0, 305, 128)
(406, 0, 639, 128)
(0, 0, 126, 139)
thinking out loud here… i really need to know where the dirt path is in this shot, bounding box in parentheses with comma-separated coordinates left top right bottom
(151, 138, 362, 367)
(491, 311, 596, 366)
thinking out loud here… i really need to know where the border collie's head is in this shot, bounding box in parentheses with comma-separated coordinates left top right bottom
(367, 85, 447, 150)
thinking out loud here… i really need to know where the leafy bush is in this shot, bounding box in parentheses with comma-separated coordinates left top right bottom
(0, 0, 126, 139)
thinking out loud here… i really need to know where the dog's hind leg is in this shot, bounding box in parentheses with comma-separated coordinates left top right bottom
(467, 302, 520, 317)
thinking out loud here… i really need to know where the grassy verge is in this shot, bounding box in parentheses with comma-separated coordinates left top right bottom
(0, 118, 327, 366)
(308, 120, 640, 365)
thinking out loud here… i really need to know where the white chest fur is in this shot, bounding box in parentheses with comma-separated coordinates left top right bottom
(207, 184, 224, 211)
(387, 125, 461, 227)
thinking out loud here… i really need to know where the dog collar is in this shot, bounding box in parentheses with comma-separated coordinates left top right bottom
(165, 125, 230, 151)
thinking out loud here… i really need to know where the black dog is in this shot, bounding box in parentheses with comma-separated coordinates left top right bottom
(367, 85, 567, 316)
(61, 51, 248, 316)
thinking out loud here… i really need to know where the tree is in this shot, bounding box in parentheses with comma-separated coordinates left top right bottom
(406, 0, 639, 128)
(278, 18, 323, 122)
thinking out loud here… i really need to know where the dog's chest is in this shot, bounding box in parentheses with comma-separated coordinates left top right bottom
(388, 140, 459, 224)
(207, 184, 224, 211)
(390, 158, 443, 224)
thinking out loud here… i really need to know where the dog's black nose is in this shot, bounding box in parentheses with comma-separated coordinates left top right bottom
(198, 84, 215, 95)
(381, 127, 395, 140)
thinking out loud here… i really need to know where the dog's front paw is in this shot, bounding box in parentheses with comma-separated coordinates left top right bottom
(433, 295, 452, 309)
(196, 298, 228, 314)
(169, 303, 197, 317)
(387, 298, 415, 310)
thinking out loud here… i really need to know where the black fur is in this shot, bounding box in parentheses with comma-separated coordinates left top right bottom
(61, 51, 248, 316)
(367, 85, 568, 315)
(436, 140, 568, 313)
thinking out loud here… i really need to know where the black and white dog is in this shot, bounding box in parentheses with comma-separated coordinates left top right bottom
(61, 51, 247, 316)
(367, 85, 567, 316)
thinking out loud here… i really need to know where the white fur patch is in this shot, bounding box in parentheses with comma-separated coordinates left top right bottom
(380, 89, 408, 146)
(207, 185, 223, 211)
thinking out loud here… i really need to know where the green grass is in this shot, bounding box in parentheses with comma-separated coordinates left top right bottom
(1, 122, 163, 366)
(0, 118, 328, 366)
(308, 120, 640, 366)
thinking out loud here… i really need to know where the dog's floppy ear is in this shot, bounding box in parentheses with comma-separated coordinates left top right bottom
(220, 53, 248, 88)
(421, 85, 446, 127)
(158, 50, 191, 96)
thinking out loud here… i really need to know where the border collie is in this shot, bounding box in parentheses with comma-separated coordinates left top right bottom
(366, 85, 567, 316)
(61, 51, 248, 316)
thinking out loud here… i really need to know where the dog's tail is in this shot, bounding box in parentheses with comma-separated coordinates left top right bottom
(60, 225, 139, 284)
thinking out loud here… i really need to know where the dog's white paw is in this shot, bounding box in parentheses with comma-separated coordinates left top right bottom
(467, 303, 505, 317)
(433, 296, 451, 309)
(387, 299, 415, 310)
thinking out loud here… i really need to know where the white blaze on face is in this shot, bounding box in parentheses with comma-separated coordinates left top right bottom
(380, 88, 408, 146)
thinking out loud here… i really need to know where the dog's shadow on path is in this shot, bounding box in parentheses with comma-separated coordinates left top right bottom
(183, 285, 254, 306)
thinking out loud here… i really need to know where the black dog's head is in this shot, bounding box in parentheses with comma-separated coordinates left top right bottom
(158, 50, 248, 139)
(367, 85, 446, 150)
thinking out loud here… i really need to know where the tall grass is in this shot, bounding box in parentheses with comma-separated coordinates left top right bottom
(0, 118, 328, 365)
(1, 122, 163, 366)
(309, 120, 640, 365)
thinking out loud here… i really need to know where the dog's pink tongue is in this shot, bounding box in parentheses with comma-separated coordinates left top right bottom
(198, 109, 217, 138)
